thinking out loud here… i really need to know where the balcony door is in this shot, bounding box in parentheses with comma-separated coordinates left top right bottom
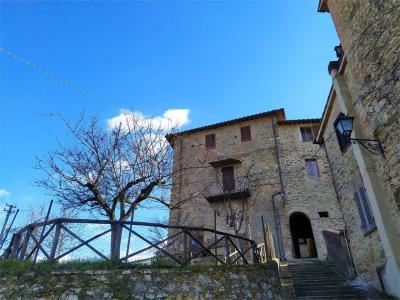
(222, 166, 235, 192)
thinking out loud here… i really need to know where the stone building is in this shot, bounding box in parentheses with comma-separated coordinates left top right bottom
(316, 0, 400, 297)
(167, 108, 344, 262)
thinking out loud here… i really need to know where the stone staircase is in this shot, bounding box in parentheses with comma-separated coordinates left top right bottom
(287, 259, 366, 299)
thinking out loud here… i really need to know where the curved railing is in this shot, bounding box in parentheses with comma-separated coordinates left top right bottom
(1, 218, 260, 266)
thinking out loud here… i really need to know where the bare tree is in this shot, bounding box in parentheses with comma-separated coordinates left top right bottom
(209, 166, 253, 235)
(202, 165, 264, 254)
(35, 113, 194, 258)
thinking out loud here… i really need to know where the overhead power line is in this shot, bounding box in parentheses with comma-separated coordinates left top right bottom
(1, 47, 241, 161)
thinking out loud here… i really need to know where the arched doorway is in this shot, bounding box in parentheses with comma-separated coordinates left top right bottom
(289, 212, 318, 258)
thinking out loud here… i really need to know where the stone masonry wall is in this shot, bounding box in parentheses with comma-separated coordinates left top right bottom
(169, 116, 283, 249)
(0, 264, 281, 300)
(326, 0, 400, 259)
(322, 98, 385, 289)
(168, 113, 342, 261)
(276, 124, 345, 260)
(322, 0, 400, 292)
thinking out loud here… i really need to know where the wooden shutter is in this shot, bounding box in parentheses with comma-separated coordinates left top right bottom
(354, 187, 376, 234)
(241, 126, 251, 142)
(354, 191, 368, 232)
(359, 187, 376, 229)
(222, 166, 235, 192)
(205, 134, 216, 149)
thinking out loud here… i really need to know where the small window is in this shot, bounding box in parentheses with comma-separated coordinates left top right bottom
(205, 134, 216, 149)
(334, 113, 351, 153)
(300, 127, 313, 142)
(240, 126, 252, 142)
(221, 166, 235, 192)
(305, 159, 320, 177)
(318, 211, 329, 218)
(354, 187, 376, 235)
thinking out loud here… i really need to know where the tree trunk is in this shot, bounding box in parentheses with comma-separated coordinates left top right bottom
(110, 223, 122, 260)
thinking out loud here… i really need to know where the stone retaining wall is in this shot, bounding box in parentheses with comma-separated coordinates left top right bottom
(0, 263, 281, 300)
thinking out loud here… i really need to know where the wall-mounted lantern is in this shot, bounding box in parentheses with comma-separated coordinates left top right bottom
(334, 115, 385, 157)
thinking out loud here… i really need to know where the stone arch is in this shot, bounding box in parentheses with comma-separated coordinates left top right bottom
(289, 211, 318, 258)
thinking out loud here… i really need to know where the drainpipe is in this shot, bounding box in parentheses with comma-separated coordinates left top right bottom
(272, 191, 286, 261)
(271, 118, 286, 261)
(271, 119, 284, 189)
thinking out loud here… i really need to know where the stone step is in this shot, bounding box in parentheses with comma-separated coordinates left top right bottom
(288, 267, 337, 272)
(295, 290, 364, 297)
(289, 268, 335, 271)
(293, 281, 347, 287)
(291, 275, 344, 280)
(290, 271, 342, 277)
(296, 296, 365, 299)
(286, 260, 367, 299)
(292, 279, 345, 282)
(294, 286, 360, 292)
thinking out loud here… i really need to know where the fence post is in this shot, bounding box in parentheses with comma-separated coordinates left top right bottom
(251, 241, 259, 264)
(183, 230, 188, 262)
(110, 222, 122, 260)
(261, 215, 270, 261)
(19, 226, 33, 261)
(248, 222, 255, 264)
(50, 221, 62, 262)
(10, 233, 21, 260)
(224, 235, 230, 264)
(214, 210, 217, 266)
(124, 213, 135, 262)
(33, 200, 53, 265)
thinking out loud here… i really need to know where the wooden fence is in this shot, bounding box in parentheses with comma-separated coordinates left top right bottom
(1, 218, 261, 266)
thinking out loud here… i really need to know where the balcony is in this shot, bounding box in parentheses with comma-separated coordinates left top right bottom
(206, 189, 251, 203)
(209, 158, 241, 168)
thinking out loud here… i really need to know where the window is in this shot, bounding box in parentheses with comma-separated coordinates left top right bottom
(240, 126, 252, 142)
(221, 166, 235, 192)
(205, 134, 216, 149)
(334, 113, 351, 152)
(300, 127, 313, 142)
(305, 159, 320, 177)
(318, 211, 329, 218)
(354, 187, 376, 235)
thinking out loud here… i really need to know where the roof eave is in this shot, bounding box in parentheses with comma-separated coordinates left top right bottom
(277, 119, 320, 126)
(169, 108, 286, 139)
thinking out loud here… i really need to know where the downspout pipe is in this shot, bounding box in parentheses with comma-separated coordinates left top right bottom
(272, 191, 286, 261)
(271, 118, 286, 261)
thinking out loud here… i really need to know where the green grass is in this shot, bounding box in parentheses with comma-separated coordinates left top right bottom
(0, 256, 182, 272)
(0, 256, 255, 272)
(0, 259, 126, 272)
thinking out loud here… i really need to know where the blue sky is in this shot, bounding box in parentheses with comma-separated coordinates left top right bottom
(0, 1, 338, 231)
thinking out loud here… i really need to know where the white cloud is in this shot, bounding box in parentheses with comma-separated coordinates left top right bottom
(107, 108, 190, 132)
(0, 189, 10, 198)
